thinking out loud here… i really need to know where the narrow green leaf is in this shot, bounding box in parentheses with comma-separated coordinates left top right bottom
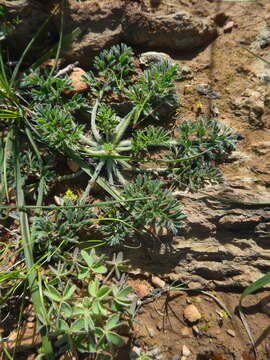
(240, 273, 270, 306)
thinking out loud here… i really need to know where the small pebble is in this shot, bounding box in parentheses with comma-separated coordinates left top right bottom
(182, 345, 191, 357)
(180, 326, 191, 337)
(183, 304, 202, 323)
(151, 275, 166, 288)
(148, 327, 155, 338)
(196, 83, 221, 99)
(129, 346, 141, 359)
(192, 325, 202, 336)
(227, 329, 236, 337)
(147, 346, 161, 357)
(223, 20, 235, 33)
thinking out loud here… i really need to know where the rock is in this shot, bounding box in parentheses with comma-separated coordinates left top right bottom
(218, 212, 262, 231)
(63, 67, 89, 94)
(151, 275, 166, 288)
(171, 356, 181, 360)
(139, 51, 174, 67)
(182, 345, 191, 357)
(167, 185, 270, 289)
(226, 329, 236, 337)
(180, 326, 192, 337)
(192, 325, 202, 336)
(1, 1, 49, 60)
(122, 5, 217, 52)
(180, 66, 193, 80)
(227, 151, 250, 163)
(210, 103, 219, 117)
(147, 346, 161, 357)
(231, 87, 269, 128)
(196, 84, 221, 99)
(148, 327, 155, 338)
(188, 281, 203, 290)
(252, 141, 270, 155)
(132, 283, 150, 298)
(183, 304, 202, 323)
(223, 21, 235, 33)
(260, 296, 270, 316)
(2, 0, 218, 67)
(256, 25, 270, 48)
(130, 346, 141, 360)
(247, 57, 270, 84)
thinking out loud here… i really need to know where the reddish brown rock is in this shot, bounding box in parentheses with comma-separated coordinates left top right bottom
(63, 67, 89, 94)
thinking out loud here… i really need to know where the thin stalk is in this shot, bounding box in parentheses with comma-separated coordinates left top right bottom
(79, 134, 97, 147)
(117, 159, 133, 170)
(10, 6, 59, 87)
(91, 90, 103, 143)
(106, 159, 114, 185)
(115, 146, 132, 152)
(25, 127, 45, 208)
(0, 197, 151, 211)
(112, 162, 126, 185)
(118, 140, 132, 147)
(64, 147, 123, 200)
(14, 129, 54, 359)
(80, 160, 105, 202)
(48, 0, 64, 79)
(30, 27, 81, 70)
(3, 128, 14, 201)
(113, 108, 135, 145)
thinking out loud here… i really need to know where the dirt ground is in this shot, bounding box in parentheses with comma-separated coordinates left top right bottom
(121, 0, 270, 359)
(1, 0, 270, 359)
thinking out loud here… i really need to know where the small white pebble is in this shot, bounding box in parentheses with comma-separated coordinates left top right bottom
(182, 345, 191, 357)
(227, 329, 236, 337)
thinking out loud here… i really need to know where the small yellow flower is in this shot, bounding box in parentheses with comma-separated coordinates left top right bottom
(64, 189, 78, 200)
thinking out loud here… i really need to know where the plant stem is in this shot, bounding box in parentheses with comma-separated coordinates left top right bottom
(14, 128, 54, 359)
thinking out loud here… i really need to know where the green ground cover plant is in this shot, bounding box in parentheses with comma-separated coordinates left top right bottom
(0, 5, 239, 357)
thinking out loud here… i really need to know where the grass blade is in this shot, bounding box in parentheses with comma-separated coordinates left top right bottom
(30, 27, 81, 71)
(3, 128, 14, 201)
(14, 128, 54, 359)
(238, 274, 270, 358)
(65, 147, 123, 201)
(48, 0, 64, 79)
(10, 6, 59, 87)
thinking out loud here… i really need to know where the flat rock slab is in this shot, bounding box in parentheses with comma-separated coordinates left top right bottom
(125, 184, 270, 289)
(1, 0, 218, 66)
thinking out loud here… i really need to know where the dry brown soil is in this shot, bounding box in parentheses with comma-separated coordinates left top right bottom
(120, 0, 270, 359)
(1, 0, 270, 359)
